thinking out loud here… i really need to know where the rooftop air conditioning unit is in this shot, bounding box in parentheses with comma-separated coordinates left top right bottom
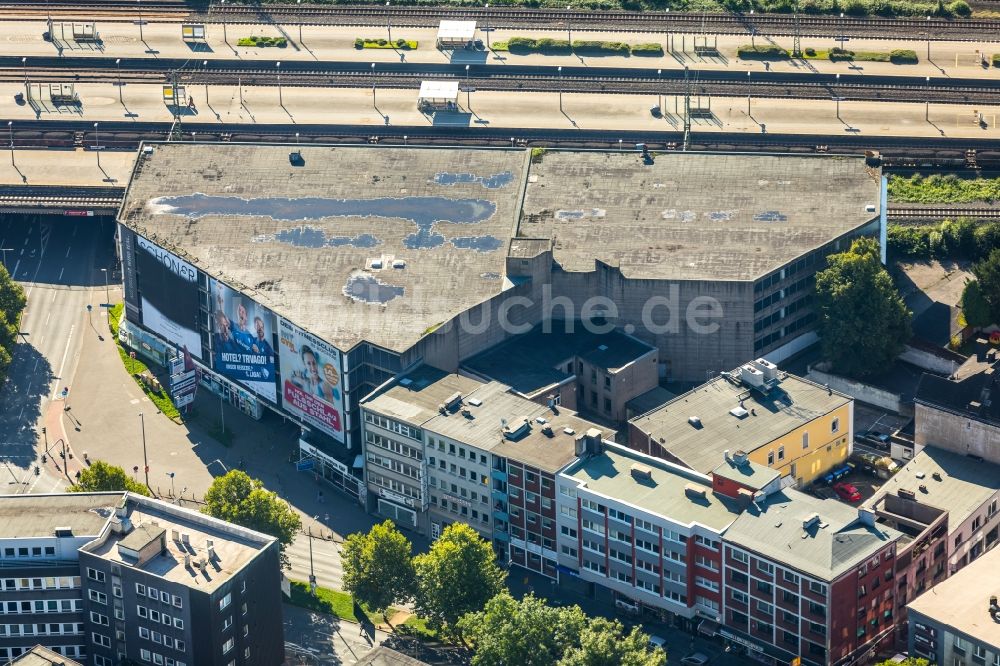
(802, 513, 821, 530)
(630, 463, 653, 482)
(688, 416, 702, 428)
(684, 483, 708, 500)
(740, 364, 765, 388)
(752, 358, 778, 381)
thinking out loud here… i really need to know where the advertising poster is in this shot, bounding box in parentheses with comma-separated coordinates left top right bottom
(169, 346, 200, 409)
(278, 318, 345, 443)
(136, 236, 202, 358)
(210, 279, 278, 403)
(118, 224, 140, 324)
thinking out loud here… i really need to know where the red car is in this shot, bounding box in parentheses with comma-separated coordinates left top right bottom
(833, 482, 862, 503)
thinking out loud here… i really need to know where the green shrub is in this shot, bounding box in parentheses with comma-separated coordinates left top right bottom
(631, 42, 664, 56)
(377, 38, 387, 45)
(889, 49, 918, 64)
(948, 0, 971, 16)
(887, 219, 1000, 261)
(738, 44, 789, 60)
(506, 36, 537, 54)
(571, 40, 629, 55)
(829, 46, 854, 61)
(535, 37, 572, 54)
(993, 53, 1000, 68)
(804, 47, 816, 56)
(354, 37, 364, 49)
(396, 38, 408, 48)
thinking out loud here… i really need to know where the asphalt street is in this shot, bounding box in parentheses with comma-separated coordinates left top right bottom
(0, 213, 116, 495)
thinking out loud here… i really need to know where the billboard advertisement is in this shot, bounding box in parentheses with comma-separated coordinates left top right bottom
(136, 236, 202, 358)
(118, 224, 140, 324)
(210, 279, 278, 403)
(278, 318, 345, 443)
(169, 347, 200, 409)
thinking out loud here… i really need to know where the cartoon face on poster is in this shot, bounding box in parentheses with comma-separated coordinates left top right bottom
(278, 318, 345, 443)
(210, 279, 277, 403)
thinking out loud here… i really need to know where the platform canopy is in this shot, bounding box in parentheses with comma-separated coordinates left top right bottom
(436, 20, 476, 46)
(418, 80, 460, 105)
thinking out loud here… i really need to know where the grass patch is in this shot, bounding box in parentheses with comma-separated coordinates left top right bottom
(737, 44, 789, 60)
(888, 173, 1000, 204)
(354, 37, 417, 49)
(399, 614, 447, 642)
(108, 304, 182, 422)
(287, 581, 394, 625)
(236, 36, 287, 48)
(630, 42, 664, 56)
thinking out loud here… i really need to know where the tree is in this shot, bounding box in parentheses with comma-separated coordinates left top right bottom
(875, 659, 928, 666)
(558, 617, 665, 666)
(815, 237, 912, 378)
(70, 460, 151, 496)
(413, 523, 506, 640)
(202, 470, 302, 567)
(341, 520, 416, 626)
(0, 264, 26, 383)
(973, 248, 1000, 324)
(458, 592, 588, 666)
(960, 279, 993, 328)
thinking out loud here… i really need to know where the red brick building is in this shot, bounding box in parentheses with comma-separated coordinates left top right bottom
(721, 488, 903, 666)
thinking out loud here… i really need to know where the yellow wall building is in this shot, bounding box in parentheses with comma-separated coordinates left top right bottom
(629, 362, 853, 487)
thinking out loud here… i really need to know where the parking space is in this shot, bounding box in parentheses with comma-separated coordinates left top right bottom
(853, 403, 910, 441)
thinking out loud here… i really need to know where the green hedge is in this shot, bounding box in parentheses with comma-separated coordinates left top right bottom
(889, 173, 1000, 204)
(889, 49, 918, 64)
(888, 220, 1000, 260)
(737, 44, 789, 60)
(355, 37, 416, 49)
(506, 36, 572, 54)
(993, 54, 1000, 68)
(236, 36, 287, 48)
(571, 40, 630, 55)
(631, 42, 664, 56)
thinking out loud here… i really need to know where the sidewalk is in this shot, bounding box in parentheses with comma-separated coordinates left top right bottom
(9, 19, 1000, 79)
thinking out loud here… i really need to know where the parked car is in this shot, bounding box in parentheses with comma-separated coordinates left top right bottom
(648, 635, 667, 652)
(680, 653, 710, 665)
(833, 481, 862, 503)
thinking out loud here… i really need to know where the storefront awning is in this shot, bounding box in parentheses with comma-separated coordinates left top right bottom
(698, 619, 720, 637)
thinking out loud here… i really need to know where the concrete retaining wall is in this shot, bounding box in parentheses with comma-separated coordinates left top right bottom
(807, 367, 913, 417)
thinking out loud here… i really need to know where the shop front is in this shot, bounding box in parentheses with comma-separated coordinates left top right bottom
(299, 440, 365, 505)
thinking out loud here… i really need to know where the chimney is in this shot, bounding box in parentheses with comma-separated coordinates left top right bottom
(858, 507, 876, 527)
(989, 596, 1000, 621)
(630, 463, 653, 482)
(171, 529, 180, 542)
(181, 533, 190, 546)
(733, 450, 749, 466)
(685, 483, 708, 500)
(208, 545, 216, 562)
(184, 554, 191, 569)
(723, 449, 731, 463)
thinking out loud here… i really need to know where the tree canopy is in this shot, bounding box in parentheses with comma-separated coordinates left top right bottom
(70, 460, 151, 496)
(458, 592, 588, 666)
(972, 247, 1000, 324)
(815, 237, 912, 378)
(341, 520, 416, 624)
(0, 264, 26, 384)
(875, 659, 928, 666)
(202, 470, 301, 567)
(413, 523, 506, 638)
(960, 278, 993, 328)
(558, 617, 666, 666)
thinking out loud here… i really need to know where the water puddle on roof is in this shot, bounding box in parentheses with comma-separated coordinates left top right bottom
(254, 227, 381, 249)
(151, 193, 501, 252)
(343, 272, 405, 304)
(432, 171, 515, 189)
(480, 272, 502, 281)
(554, 208, 606, 220)
(451, 236, 504, 252)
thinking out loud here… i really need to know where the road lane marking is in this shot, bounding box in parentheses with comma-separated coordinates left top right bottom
(50, 290, 56, 303)
(44, 312, 50, 326)
(11, 260, 19, 276)
(50, 324, 74, 399)
(58, 267, 64, 281)
(65, 246, 71, 258)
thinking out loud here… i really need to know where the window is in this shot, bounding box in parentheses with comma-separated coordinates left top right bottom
(243, 624, 249, 637)
(731, 549, 748, 564)
(757, 559, 774, 575)
(241, 602, 247, 616)
(141, 649, 152, 662)
(757, 580, 773, 594)
(136, 583, 147, 596)
(173, 595, 182, 608)
(92, 632, 111, 648)
(783, 570, 799, 584)
(223, 616, 233, 631)
(86, 568, 105, 583)
(152, 630, 162, 643)
(778, 446, 785, 461)
(153, 655, 164, 666)
(138, 606, 148, 618)
(89, 590, 108, 605)
(732, 590, 749, 604)
(150, 609, 160, 622)
(767, 451, 774, 465)
(222, 637, 235, 654)
(149, 587, 158, 600)
(90, 611, 109, 626)
(831, 418, 840, 433)
(809, 581, 827, 596)
(219, 593, 232, 611)
(757, 600, 773, 616)
(174, 617, 184, 629)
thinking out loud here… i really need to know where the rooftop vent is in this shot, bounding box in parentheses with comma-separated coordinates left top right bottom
(729, 406, 749, 418)
(564, 427, 576, 436)
(208, 545, 216, 562)
(184, 554, 191, 568)
(399, 378, 413, 387)
(461, 409, 474, 419)
(752, 358, 778, 381)
(688, 416, 703, 428)
(631, 463, 653, 482)
(733, 450, 750, 465)
(932, 472, 942, 481)
(467, 398, 483, 407)
(915, 472, 926, 479)
(445, 392, 463, 410)
(989, 596, 1000, 621)
(370, 258, 383, 270)
(598, 344, 609, 351)
(740, 364, 765, 388)
(919, 484, 928, 493)
(503, 418, 531, 441)
(684, 483, 708, 500)
(541, 425, 554, 437)
(392, 259, 406, 269)
(898, 488, 916, 500)
(865, 204, 877, 213)
(803, 513, 821, 530)
(171, 529, 180, 542)
(54, 526, 73, 538)
(181, 533, 191, 546)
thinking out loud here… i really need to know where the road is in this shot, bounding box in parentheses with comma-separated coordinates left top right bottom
(0, 213, 115, 496)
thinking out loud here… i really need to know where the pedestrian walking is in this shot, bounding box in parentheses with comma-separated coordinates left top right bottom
(324, 513, 329, 524)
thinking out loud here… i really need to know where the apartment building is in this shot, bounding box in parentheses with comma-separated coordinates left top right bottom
(629, 361, 853, 488)
(555, 442, 746, 626)
(907, 545, 1000, 666)
(0, 492, 284, 666)
(361, 365, 611, 544)
(721, 490, 904, 666)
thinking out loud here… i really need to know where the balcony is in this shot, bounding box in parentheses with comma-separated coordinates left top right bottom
(491, 469, 508, 483)
(494, 509, 509, 522)
(492, 488, 508, 502)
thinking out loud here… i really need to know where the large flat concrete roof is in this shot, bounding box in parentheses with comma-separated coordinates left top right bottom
(519, 151, 879, 281)
(120, 144, 527, 353)
(630, 370, 851, 474)
(0, 492, 120, 539)
(907, 545, 1000, 648)
(563, 444, 742, 531)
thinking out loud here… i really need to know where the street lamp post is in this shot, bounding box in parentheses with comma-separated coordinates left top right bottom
(93, 122, 101, 169)
(139, 412, 149, 489)
(747, 70, 751, 117)
(21, 57, 27, 95)
(276, 61, 282, 106)
(203, 60, 209, 105)
(386, 1, 392, 42)
(116, 58, 122, 103)
(167, 471, 175, 497)
(657, 68, 662, 113)
(926, 15, 931, 61)
(220, 0, 227, 44)
(465, 64, 470, 109)
(835, 73, 840, 119)
(137, 0, 144, 42)
(100, 267, 109, 307)
(371, 62, 376, 109)
(558, 65, 563, 111)
(566, 5, 572, 44)
(925, 75, 930, 121)
(297, 0, 303, 44)
(7, 121, 13, 167)
(484, 3, 490, 51)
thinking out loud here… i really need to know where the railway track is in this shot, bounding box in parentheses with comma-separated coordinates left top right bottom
(885, 205, 1000, 220)
(8, 57, 1000, 105)
(2, 1, 1000, 40)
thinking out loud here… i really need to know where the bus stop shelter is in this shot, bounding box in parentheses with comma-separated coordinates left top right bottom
(436, 20, 476, 49)
(418, 80, 460, 111)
